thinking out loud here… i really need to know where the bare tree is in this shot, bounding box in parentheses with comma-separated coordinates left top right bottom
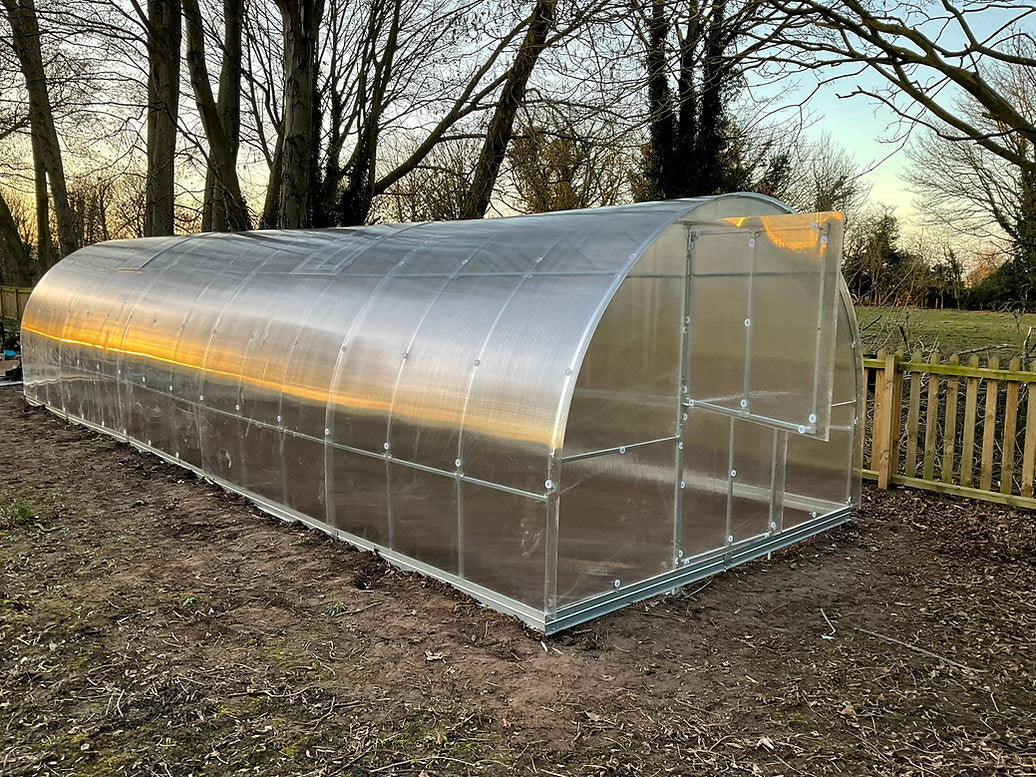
(906, 43, 1035, 258)
(138, 0, 182, 236)
(459, 0, 556, 219)
(374, 135, 479, 222)
(505, 108, 631, 213)
(632, 0, 796, 200)
(3, 0, 78, 265)
(308, 0, 566, 226)
(781, 131, 870, 217)
(271, 0, 323, 228)
(766, 0, 1036, 176)
(182, 0, 249, 231)
(0, 187, 32, 284)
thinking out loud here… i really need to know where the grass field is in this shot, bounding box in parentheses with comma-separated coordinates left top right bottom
(855, 305, 1036, 362)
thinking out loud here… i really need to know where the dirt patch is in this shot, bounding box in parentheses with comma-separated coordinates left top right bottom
(1, 387, 1033, 776)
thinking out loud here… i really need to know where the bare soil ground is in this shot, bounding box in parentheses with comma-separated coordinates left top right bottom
(1, 387, 1033, 777)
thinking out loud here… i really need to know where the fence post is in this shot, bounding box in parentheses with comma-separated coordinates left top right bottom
(873, 350, 900, 489)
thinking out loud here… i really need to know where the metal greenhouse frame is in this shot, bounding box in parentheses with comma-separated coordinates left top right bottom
(21, 194, 862, 633)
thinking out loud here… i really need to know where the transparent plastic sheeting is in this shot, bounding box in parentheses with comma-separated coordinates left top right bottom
(21, 194, 862, 633)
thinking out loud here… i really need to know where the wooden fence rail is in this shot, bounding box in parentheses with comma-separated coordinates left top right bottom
(0, 285, 32, 320)
(864, 349, 1036, 510)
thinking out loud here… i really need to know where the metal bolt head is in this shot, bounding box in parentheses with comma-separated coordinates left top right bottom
(613, 579, 621, 589)
(808, 413, 817, 424)
(727, 534, 734, 544)
(730, 469, 737, 478)
(384, 442, 391, 451)
(740, 398, 748, 409)
(544, 479, 554, 490)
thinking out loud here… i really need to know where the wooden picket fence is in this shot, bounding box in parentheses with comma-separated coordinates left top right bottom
(0, 285, 32, 320)
(864, 349, 1036, 509)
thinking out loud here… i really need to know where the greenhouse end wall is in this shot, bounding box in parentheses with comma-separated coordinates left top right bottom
(21, 195, 862, 633)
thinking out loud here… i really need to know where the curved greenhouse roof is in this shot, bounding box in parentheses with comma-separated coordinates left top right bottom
(22, 194, 862, 632)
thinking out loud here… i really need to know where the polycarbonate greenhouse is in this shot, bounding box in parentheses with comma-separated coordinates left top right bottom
(22, 194, 862, 633)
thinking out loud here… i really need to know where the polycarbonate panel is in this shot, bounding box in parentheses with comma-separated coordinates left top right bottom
(687, 230, 751, 412)
(461, 273, 614, 493)
(556, 440, 678, 605)
(687, 213, 843, 437)
(784, 282, 858, 527)
(389, 274, 522, 470)
(747, 214, 841, 435)
(681, 408, 732, 557)
(461, 484, 547, 609)
(21, 194, 861, 635)
(329, 274, 454, 455)
(329, 449, 389, 544)
(114, 261, 191, 447)
(279, 276, 385, 440)
(388, 464, 459, 574)
(564, 224, 685, 456)
(283, 434, 327, 521)
(396, 223, 506, 276)
(241, 421, 285, 504)
(730, 419, 779, 541)
(459, 221, 570, 274)
(289, 224, 407, 274)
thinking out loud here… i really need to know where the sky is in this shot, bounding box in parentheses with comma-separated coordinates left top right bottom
(810, 87, 918, 220)
(768, 2, 1034, 246)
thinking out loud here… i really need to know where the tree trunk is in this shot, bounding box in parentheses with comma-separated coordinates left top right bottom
(30, 130, 52, 268)
(642, 0, 677, 201)
(460, 0, 556, 220)
(694, 0, 730, 195)
(330, 0, 403, 227)
(144, 0, 181, 237)
(275, 0, 323, 229)
(260, 133, 284, 229)
(183, 0, 249, 232)
(3, 0, 78, 261)
(0, 189, 34, 285)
